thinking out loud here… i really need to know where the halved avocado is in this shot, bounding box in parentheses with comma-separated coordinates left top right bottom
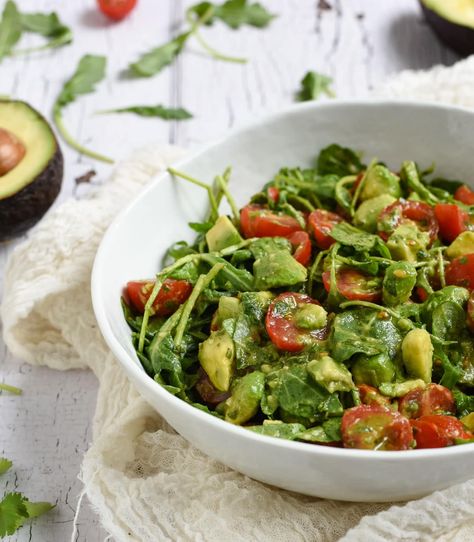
(0, 100, 63, 241)
(420, 0, 474, 56)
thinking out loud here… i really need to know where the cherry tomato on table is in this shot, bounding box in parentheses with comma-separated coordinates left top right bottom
(455, 184, 474, 206)
(399, 384, 455, 419)
(445, 254, 474, 291)
(434, 203, 469, 243)
(308, 209, 343, 249)
(378, 200, 438, 244)
(126, 279, 192, 316)
(341, 404, 414, 450)
(240, 204, 304, 238)
(411, 415, 473, 448)
(288, 231, 312, 266)
(97, 0, 137, 20)
(265, 292, 328, 352)
(322, 267, 382, 302)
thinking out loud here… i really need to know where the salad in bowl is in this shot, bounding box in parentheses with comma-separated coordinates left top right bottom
(121, 143, 474, 452)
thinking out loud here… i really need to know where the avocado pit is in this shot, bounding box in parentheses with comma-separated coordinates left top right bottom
(0, 128, 26, 176)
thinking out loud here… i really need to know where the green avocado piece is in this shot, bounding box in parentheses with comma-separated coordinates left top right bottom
(307, 355, 354, 393)
(446, 231, 474, 259)
(211, 296, 241, 330)
(382, 261, 417, 306)
(421, 0, 474, 29)
(379, 379, 427, 398)
(352, 353, 396, 387)
(0, 100, 63, 241)
(294, 304, 328, 330)
(386, 223, 430, 262)
(360, 164, 401, 201)
(206, 215, 243, 252)
(461, 412, 474, 432)
(354, 194, 396, 232)
(224, 371, 265, 424)
(401, 328, 433, 383)
(198, 329, 235, 392)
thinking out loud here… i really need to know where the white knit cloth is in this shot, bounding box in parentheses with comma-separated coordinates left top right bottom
(3, 56, 474, 542)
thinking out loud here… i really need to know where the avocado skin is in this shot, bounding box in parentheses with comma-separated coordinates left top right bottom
(0, 142, 63, 241)
(420, 1, 474, 56)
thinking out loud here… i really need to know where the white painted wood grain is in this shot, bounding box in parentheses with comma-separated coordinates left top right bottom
(0, 1, 459, 540)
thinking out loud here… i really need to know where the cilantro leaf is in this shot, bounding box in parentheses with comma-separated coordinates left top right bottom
(0, 1, 22, 63)
(19, 12, 72, 52)
(0, 493, 29, 537)
(0, 458, 12, 475)
(297, 70, 335, 102)
(98, 104, 193, 120)
(53, 54, 113, 163)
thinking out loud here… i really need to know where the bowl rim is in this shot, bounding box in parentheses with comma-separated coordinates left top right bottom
(92, 98, 474, 461)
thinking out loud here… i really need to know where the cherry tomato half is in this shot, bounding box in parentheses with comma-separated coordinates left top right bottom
(265, 292, 328, 352)
(288, 231, 312, 266)
(322, 268, 382, 302)
(378, 200, 438, 245)
(240, 204, 304, 238)
(267, 186, 280, 203)
(308, 209, 344, 249)
(357, 385, 391, 408)
(399, 384, 455, 419)
(446, 254, 474, 291)
(455, 185, 474, 206)
(411, 415, 473, 449)
(434, 203, 468, 243)
(341, 404, 414, 451)
(97, 0, 137, 20)
(126, 279, 192, 316)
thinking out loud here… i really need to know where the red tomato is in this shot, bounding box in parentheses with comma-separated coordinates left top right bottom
(97, 0, 137, 20)
(399, 384, 455, 419)
(411, 415, 472, 448)
(434, 203, 468, 243)
(467, 291, 474, 333)
(341, 405, 414, 450)
(240, 205, 304, 238)
(446, 254, 474, 291)
(416, 286, 430, 302)
(322, 268, 382, 302)
(265, 292, 328, 352)
(288, 231, 312, 266)
(126, 279, 192, 316)
(455, 185, 474, 205)
(378, 200, 438, 245)
(267, 186, 280, 203)
(357, 385, 391, 408)
(308, 209, 344, 249)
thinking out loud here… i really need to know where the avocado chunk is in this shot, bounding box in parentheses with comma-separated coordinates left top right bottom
(211, 296, 240, 330)
(461, 412, 474, 432)
(401, 328, 433, 383)
(383, 261, 417, 306)
(446, 231, 474, 259)
(0, 100, 63, 241)
(224, 371, 265, 424)
(206, 215, 243, 252)
(352, 353, 396, 387)
(198, 330, 235, 392)
(379, 379, 427, 398)
(307, 355, 354, 393)
(386, 223, 430, 262)
(360, 165, 401, 201)
(294, 304, 327, 330)
(354, 194, 396, 232)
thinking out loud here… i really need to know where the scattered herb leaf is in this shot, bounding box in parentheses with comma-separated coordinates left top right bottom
(0, 493, 54, 537)
(189, 0, 275, 28)
(297, 70, 335, 102)
(130, 32, 190, 77)
(0, 458, 12, 475)
(17, 12, 72, 53)
(0, 1, 22, 63)
(98, 104, 193, 120)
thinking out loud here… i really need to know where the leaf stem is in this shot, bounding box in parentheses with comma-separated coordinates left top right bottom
(0, 382, 22, 395)
(168, 167, 219, 220)
(215, 171, 240, 225)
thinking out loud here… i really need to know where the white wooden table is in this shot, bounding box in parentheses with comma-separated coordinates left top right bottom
(0, 1, 459, 540)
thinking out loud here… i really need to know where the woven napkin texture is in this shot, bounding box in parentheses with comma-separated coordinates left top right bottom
(3, 56, 474, 542)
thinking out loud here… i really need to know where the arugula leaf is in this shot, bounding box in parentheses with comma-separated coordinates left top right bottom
(297, 70, 335, 102)
(148, 334, 185, 389)
(401, 161, 439, 205)
(98, 104, 193, 120)
(19, 12, 72, 52)
(130, 32, 190, 77)
(316, 143, 365, 177)
(189, 0, 275, 29)
(0, 493, 53, 537)
(453, 388, 474, 417)
(53, 54, 113, 163)
(0, 458, 12, 475)
(0, 1, 22, 63)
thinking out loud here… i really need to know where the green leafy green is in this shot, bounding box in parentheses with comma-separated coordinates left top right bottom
(130, 32, 190, 77)
(453, 388, 474, 417)
(297, 417, 342, 443)
(0, 493, 54, 537)
(400, 161, 439, 205)
(19, 11, 72, 52)
(330, 222, 390, 257)
(316, 144, 365, 177)
(98, 104, 193, 120)
(247, 422, 306, 440)
(297, 70, 335, 102)
(189, 0, 275, 29)
(0, 1, 22, 63)
(0, 458, 12, 475)
(53, 54, 113, 164)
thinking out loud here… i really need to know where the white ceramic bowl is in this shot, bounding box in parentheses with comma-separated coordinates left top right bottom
(92, 100, 474, 502)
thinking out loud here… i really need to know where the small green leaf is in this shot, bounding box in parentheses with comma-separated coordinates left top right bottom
(98, 104, 193, 120)
(0, 493, 29, 537)
(297, 70, 335, 102)
(23, 501, 55, 519)
(0, 1, 22, 63)
(18, 12, 72, 52)
(0, 458, 12, 475)
(189, 0, 275, 28)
